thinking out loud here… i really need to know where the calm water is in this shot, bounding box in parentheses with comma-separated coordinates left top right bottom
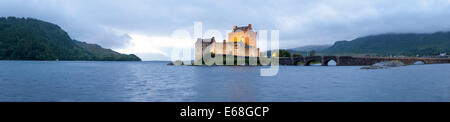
(0, 61, 449, 102)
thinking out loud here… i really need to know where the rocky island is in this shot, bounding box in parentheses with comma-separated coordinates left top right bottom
(361, 60, 406, 69)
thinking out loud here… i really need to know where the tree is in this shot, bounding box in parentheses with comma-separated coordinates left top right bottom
(308, 50, 316, 56)
(279, 49, 291, 57)
(293, 54, 303, 57)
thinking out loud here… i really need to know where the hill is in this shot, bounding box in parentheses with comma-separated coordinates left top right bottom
(287, 44, 332, 56)
(0, 17, 140, 61)
(290, 45, 331, 52)
(321, 32, 450, 56)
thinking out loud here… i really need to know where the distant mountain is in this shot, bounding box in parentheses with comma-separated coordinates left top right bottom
(74, 40, 141, 61)
(322, 32, 450, 56)
(290, 45, 332, 52)
(286, 44, 332, 56)
(0, 17, 141, 61)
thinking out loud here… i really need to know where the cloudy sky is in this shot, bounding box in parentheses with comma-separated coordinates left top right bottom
(1, 0, 450, 60)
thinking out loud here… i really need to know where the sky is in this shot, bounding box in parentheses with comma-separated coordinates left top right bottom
(1, 0, 450, 60)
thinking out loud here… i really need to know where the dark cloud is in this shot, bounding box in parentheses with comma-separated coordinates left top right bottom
(2, 0, 450, 60)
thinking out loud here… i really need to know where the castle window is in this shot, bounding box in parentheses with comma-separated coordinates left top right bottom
(245, 37, 249, 44)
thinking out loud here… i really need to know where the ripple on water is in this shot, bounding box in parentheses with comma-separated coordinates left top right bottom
(0, 61, 449, 102)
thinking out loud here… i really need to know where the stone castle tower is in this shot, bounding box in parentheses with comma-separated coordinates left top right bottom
(195, 24, 260, 62)
(228, 24, 257, 48)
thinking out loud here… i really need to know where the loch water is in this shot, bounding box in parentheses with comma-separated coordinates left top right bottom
(0, 61, 449, 102)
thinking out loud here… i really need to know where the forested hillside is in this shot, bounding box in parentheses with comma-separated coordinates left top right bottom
(0, 17, 140, 61)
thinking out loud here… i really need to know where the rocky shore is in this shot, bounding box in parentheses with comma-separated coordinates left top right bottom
(361, 60, 405, 69)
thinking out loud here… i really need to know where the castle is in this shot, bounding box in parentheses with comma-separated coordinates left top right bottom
(195, 24, 260, 62)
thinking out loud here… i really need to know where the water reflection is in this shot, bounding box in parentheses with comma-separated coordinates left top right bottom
(191, 66, 259, 101)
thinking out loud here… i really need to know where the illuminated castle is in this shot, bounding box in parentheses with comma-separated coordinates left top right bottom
(229, 24, 258, 48)
(195, 24, 260, 62)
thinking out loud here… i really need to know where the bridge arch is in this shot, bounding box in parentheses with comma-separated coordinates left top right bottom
(413, 60, 425, 65)
(293, 60, 305, 66)
(305, 59, 321, 66)
(322, 56, 338, 66)
(324, 59, 337, 66)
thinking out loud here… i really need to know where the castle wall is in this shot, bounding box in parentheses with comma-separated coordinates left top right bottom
(227, 31, 257, 48)
(195, 25, 260, 62)
(212, 42, 259, 57)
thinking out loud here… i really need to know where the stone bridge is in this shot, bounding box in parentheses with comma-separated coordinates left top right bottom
(279, 56, 450, 66)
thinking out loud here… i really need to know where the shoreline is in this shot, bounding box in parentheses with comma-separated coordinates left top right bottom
(0, 60, 142, 62)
